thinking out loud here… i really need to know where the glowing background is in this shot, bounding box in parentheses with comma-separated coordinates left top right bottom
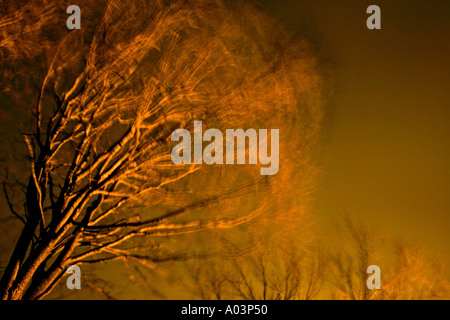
(260, 0, 450, 254)
(0, 0, 449, 299)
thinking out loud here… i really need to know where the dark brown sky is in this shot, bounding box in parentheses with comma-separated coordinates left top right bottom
(258, 0, 450, 254)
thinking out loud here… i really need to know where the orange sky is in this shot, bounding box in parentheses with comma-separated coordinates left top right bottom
(259, 0, 450, 254)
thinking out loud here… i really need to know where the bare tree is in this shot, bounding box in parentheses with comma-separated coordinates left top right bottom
(0, 0, 323, 299)
(190, 234, 325, 300)
(190, 214, 450, 300)
(326, 215, 379, 300)
(376, 244, 450, 300)
(326, 214, 450, 300)
(224, 243, 324, 300)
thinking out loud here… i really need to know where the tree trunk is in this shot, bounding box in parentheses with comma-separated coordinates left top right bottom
(0, 177, 43, 299)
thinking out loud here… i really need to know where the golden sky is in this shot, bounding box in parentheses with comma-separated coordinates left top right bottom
(259, 0, 450, 254)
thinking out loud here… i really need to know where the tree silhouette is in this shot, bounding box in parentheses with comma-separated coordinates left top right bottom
(326, 215, 450, 300)
(188, 214, 450, 300)
(0, 0, 323, 299)
(191, 240, 325, 300)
